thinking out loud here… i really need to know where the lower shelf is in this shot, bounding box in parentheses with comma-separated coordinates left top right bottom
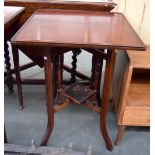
(55, 81, 101, 113)
(60, 82, 95, 105)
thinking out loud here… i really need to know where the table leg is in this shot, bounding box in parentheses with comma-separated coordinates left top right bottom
(96, 57, 103, 107)
(100, 49, 116, 151)
(40, 48, 54, 146)
(4, 39, 14, 93)
(91, 54, 103, 106)
(60, 54, 64, 82)
(90, 54, 96, 88)
(57, 54, 63, 105)
(12, 45, 24, 109)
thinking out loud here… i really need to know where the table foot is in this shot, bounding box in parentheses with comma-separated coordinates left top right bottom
(100, 123, 113, 151)
(40, 125, 53, 146)
(12, 45, 24, 109)
(114, 125, 126, 145)
(19, 105, 23, 110)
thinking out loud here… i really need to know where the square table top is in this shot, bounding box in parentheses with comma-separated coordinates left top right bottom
(11, 9, 146, 50)
(4, 6, 25, 30)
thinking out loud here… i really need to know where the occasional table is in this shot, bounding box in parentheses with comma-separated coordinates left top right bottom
(11, 9, 146, 151)
(4, 6, 25, 93)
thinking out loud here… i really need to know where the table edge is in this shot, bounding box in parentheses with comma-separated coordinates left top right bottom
(4, 0, 117, 6)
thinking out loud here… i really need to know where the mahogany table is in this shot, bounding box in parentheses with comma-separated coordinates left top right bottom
(4, 6, 25, 93)
(11, 9, 146, 151)
(5, 0, 116, 99)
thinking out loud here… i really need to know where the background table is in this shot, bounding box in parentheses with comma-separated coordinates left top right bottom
(4, 6, 25, 93)
(5, 0, 116, 24)
(11, 9, 146, 151)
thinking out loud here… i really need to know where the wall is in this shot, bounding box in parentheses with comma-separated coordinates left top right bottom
(116, 0, 150, 44)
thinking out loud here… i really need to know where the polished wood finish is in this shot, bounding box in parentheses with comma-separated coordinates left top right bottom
(11, 9, 146, 151)
(4, 6, 25, 93)
(100, 50, 115, 150)
(111, 47, 150, 145)
(11, 9, 146, 50)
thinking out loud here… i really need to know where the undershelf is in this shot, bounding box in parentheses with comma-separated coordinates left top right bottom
(126, 71, 150, 109)
(60, 82, 95, 105)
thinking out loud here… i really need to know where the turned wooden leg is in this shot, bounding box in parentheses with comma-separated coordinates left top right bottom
(4, 125, 7, 143)
(100, 50, 116, 151)
(12, 45, 23, 110)
(4, 39, 14, 93)
(70, 49, 82, 83)
(115, 125, 126, 145)
(40, 48, 54, 146)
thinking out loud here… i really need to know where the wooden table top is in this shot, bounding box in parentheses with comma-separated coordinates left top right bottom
(4, 6, 25, 30)
(11, 9, 146, 50)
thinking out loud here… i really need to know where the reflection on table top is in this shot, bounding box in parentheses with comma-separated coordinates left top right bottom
(11, 9, 145, 50)
(4, 6, 25, 30)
